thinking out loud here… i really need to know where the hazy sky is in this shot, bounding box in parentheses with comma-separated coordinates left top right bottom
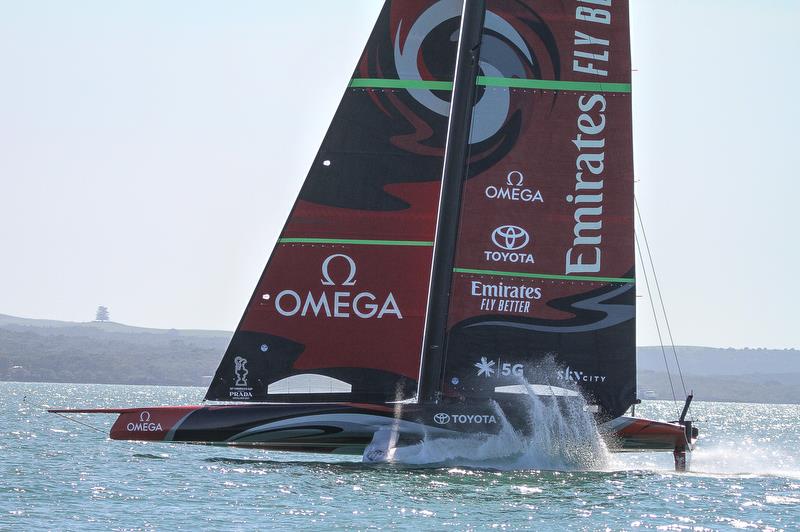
(1, 1, 797, 348)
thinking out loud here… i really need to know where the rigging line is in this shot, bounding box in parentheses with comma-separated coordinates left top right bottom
(49, 411, 107, 434)
(26, 397, 107, 434)
(634, 196, 688, 398)
(634, 231, 679, 410)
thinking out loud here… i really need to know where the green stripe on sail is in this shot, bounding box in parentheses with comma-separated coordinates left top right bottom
(477, 76, 632, 93)
(453, 267, 634, 284)
(348, 77, 631, 93)
(349, 78, 453, 90)
(279, 238, 434, 247)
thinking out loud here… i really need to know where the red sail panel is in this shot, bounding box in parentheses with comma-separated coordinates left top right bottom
(206, 0, 462, 403)
(443, 0, 636, 418)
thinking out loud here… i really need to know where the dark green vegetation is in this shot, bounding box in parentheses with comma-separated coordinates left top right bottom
(1, 314, 797, 403)
(638, 346, 799, 404)
(0, 314, 227, 387)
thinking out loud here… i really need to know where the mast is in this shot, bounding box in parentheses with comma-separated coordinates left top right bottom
(418, 0, 486, 403)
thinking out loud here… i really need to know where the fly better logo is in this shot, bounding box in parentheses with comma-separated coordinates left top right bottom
(484, 225, 534, 264)
(269, 254, 403, 319)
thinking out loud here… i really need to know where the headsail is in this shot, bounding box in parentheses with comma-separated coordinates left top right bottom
(205, 0, 462, 403)
(437, 0, 636, 419)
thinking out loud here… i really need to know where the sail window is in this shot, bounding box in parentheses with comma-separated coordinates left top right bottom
(267, 374, 352, 395)
(494, 384, 579, 397)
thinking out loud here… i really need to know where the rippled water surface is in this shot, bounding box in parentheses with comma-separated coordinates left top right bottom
(1, 382, 799, 530)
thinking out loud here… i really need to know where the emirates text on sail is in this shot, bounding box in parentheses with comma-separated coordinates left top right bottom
(565, 0, 612, 275)
(472, 281, 542, 314)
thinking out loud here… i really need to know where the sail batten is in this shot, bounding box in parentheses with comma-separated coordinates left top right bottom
(452, 267, 634, 284)
(350, 78, 454, 90)
(476, 76, 632, 92)
(279, 238, 434, 247)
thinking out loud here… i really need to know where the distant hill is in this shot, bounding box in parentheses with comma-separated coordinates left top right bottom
(638, 345, 800, 375)
(0, 313, 228, 386)
(1, 313, 798, 403)
(637, 346, 800, 404)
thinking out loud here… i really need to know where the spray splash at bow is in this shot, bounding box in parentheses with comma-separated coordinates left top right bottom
(366, 358, 613, 471)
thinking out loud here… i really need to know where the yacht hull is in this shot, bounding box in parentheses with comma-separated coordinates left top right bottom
(51, 401, 695, 458)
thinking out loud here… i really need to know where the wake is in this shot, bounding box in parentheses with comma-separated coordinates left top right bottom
(614, 439, 800, 478)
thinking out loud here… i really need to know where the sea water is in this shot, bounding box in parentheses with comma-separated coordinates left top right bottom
(1, 381, 799, 530)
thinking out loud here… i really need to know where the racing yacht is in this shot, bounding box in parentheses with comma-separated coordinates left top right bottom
(52, 0, 697, 471)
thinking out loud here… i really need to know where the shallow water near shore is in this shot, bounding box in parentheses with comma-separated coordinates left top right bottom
(2, 381, 799, 530)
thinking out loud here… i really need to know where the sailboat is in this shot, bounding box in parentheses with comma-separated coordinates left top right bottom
(52, 0, 697, 470)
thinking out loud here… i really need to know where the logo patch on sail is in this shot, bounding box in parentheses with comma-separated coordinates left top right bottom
(471, 280, 542, 314)
(266, 254, 402, 320)
(473, 357, 524, 379)
(557, 366, 607, 384)
(229, 356, 253, 399)
(484, 171, 544, 204)
(484, 225, 534, 264)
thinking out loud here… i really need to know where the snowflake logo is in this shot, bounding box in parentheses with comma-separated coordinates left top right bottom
(474, 357, 496, 378)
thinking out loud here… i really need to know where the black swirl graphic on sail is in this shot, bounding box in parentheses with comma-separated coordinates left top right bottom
(300, 1, 458, 212)
(447, 278, 636, 419)
(301, 0, 561, 211)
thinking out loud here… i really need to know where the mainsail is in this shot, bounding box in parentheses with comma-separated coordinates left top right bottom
(206, 0, 461, 403)
(207, 0, 636, 418)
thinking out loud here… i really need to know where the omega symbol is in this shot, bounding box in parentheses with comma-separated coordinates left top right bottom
(506, 170, 525, 186)
(320, 254, 357, 286)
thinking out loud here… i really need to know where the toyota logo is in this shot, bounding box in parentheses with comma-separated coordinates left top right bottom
(491, 225, 530, 251)
(433, 413, 450, 425)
